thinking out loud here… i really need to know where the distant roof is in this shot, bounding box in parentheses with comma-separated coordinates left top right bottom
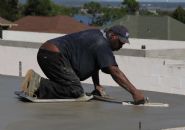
(104, 15, 185, 41)
(0, 17, 17, 27)
(10, 15, 96, 34)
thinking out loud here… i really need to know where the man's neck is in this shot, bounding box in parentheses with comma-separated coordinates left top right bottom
(100, 30, 107, 39)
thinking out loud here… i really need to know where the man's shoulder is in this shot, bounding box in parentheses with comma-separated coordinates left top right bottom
(79, 29, 106, 43)
(80, 29, 101, 35)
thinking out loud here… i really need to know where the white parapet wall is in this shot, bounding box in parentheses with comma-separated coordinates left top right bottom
(3, 30, 185, 49)
(83, 55, 185, 95)
(124, 38, 185, 50)
(0, 41, 185, 95)
(0, 45, 45, 77)
(2, 30, 65, 43)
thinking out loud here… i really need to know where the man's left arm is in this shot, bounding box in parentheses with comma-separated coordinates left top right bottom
(102, 65, 144, 102)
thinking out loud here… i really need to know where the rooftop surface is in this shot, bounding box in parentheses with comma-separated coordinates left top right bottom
(1, 74, 185, 130)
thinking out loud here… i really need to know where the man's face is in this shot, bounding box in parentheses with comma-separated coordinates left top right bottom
(110, 35, 126, 51)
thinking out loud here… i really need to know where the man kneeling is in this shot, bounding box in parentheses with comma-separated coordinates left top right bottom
(21, 25, 145, 104)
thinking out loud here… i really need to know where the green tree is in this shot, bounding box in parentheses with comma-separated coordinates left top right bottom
(83, 2, 102, 22)
(82, 1, 127, 26)
(59, 6, 79, 16)
(7, 0, 19, 21)
(83, 2, 101, 15)
(23, 0, 79, 17)
(122, 0, 139, 14)
(50, 3, 62, 15)
(93, 7, 126, 26)
(24, 0, 53, 16)
(0, 0, 7, 17)
(0, 0, 19, 21)
(172, 6, 185, 24)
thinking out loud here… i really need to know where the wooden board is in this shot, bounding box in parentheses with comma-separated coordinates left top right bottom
(14, 91, 93, 103)
(15, 91, 169, 107)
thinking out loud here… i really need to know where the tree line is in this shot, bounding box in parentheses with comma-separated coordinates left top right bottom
(0, 0, 185, 26)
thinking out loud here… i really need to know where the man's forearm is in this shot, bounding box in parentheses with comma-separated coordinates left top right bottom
(91, 70, 107, 96)
(110, 66, 138, 95)
(102, 65, 144, 102)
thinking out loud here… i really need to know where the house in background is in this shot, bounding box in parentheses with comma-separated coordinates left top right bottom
(10, 15, 96, 34)
(3, 15, 96, 42)
(0, 17, 17, 39)
(104, 15, 185, 41)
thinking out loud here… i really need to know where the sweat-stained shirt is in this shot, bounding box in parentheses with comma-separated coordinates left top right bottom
(47, 29, 118, 81)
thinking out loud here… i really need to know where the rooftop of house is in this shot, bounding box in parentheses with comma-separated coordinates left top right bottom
(104, 15, 185, 41)
(0, 17, 17, 27)
(10, 15, 97, 34)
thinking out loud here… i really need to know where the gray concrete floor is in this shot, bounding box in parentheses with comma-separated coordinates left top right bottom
(1, 75, 185, 130)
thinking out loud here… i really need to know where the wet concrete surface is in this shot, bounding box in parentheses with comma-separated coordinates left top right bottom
(1, 75, 185, 130)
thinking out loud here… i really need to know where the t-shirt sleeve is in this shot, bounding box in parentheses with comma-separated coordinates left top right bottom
(95, 43, 118, 70)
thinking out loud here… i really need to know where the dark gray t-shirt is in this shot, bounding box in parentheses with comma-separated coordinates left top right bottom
(47, 29, 117, 81)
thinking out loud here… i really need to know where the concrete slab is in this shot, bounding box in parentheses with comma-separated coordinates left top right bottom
(1, 75, 185, 130)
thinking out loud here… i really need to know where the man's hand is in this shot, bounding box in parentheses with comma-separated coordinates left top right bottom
(91, 85, 107, 97)
(132, 90, 145, 104)
(91, 71, 107, 96)
(95, 85, 107, 96)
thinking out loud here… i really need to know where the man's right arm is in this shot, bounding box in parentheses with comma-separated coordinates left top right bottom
(91, 70, 106, 96)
